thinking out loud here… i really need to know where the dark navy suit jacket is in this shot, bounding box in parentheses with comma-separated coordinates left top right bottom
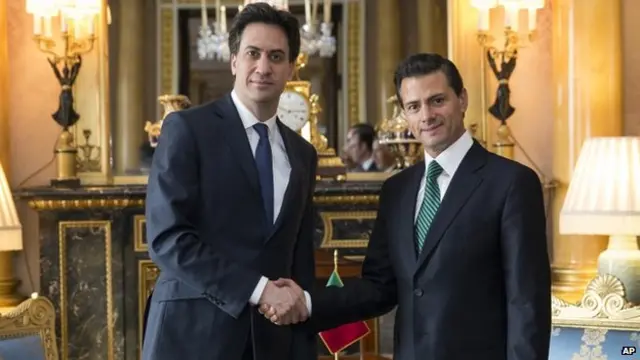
(142, 94, 318, 360)
(310, 142, 552, 360)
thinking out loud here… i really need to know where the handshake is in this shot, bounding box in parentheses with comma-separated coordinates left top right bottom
(258, 278, 309, 326)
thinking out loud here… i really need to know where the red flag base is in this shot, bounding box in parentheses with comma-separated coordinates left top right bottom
(319, 321, 370, 355)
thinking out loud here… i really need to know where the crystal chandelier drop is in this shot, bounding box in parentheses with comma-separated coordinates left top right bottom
(197, 0, 336, 62)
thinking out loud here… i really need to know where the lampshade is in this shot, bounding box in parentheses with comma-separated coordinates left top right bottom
(0, 162, 22, 251)
(560, 137, 640, 236)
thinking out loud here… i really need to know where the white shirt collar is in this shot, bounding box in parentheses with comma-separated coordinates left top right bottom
(424, 131, 474, 177)
(361, 156, 375, 171)
(231, 90, 278, 135)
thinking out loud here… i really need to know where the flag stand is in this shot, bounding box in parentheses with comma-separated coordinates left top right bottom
(334, 249, 340, 360)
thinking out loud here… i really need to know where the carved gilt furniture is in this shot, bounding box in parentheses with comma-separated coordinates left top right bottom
(551, 274, 640, 359)
(0, 295, 59, 360)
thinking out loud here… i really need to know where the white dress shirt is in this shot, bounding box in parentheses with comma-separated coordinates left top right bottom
(230, 91, 312, 312)
(414, 131, 474, 222)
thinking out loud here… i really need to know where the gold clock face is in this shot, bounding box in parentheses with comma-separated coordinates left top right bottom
(278, 90, 310, 132)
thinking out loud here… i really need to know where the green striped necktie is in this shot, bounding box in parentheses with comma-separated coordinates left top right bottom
(415, 160, 444, 254)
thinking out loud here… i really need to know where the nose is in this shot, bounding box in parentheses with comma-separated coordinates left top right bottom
(255, 56, 272, 75)
(418, 106, 434, 123)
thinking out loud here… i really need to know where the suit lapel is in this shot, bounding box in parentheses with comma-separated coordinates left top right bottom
(395, 164, 425, 275)
(268, 119, 303, 239)
(414, 142, 487, 274)
(216, 94, 261, 196)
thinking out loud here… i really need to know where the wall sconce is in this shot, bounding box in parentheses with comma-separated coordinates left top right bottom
(471, 0, 544, 159)
(25, 0, 103, 188)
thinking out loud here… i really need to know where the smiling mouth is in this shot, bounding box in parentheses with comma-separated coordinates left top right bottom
(421, 123, 443, 132)
(251, 80, 273, 86)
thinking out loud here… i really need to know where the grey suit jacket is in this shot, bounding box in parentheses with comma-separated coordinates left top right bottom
(142, 94, 318, 360)
(310, 142, 552, 360)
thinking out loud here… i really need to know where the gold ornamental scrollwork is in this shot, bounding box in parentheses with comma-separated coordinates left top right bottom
(553, 274, 640, 330)
(0, 295, 59, 360)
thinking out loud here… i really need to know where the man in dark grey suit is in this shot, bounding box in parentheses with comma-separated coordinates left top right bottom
(267, 53, 552, 359)
(142, 4, 318, 360)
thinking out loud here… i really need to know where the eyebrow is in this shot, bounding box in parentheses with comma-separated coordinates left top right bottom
(244, 45, 286, 55)
(406, 93, 445, 105)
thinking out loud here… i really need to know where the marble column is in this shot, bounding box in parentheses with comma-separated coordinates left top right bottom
(416, 0, 448, 56)
(0, 0, 21, 307)
(366, 0, 402, 127)
(114, 0, 144, 174)
(551, 0, 622, 302)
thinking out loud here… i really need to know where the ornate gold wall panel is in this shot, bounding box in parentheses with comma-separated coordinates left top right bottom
(57, 220, 114, 360)
(138, 260, 159, 357)
(320, 211, 377, 248)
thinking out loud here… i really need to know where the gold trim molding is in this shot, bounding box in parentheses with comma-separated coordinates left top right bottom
(58, 220, 114, 360)
(138, 260, 159, 358)
(134, 214, 147, 252)
(320, 211, 377, 248)
(26, 195, 377, 210)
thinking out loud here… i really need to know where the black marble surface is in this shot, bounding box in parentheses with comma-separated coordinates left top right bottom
(17, 180, 386, 360)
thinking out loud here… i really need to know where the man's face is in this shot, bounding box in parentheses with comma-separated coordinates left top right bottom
(230, 23, 294, 105)
(342, 129, 367, 164)
(400, 71, 468, 157)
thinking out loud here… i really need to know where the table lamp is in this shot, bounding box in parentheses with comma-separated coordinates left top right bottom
(0, 161, 23, 306)
(560, 137, 640, 303)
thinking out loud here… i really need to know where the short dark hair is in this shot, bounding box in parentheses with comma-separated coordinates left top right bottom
(393, 53, 464, 107)
(228, 3, 301, 63)
(350, 123, 375, 151)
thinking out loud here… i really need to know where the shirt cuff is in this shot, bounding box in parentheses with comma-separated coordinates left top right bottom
(304, 291, 312, 315)
(249, 276, 269, 305)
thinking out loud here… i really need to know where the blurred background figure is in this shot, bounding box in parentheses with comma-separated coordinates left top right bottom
(372, 140, 396, 172)
(342, 123, 377, 172)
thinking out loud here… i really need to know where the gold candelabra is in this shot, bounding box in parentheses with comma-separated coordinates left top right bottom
(474, 2, 541, 159)
(27, 3, 100, 187)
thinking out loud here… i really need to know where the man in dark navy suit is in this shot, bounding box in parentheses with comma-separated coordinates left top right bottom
(267, 53, 552, 360)
(142, 3, 318, 360)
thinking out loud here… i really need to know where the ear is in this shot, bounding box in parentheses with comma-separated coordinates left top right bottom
(230, 54, 238, 76)
(459, 88, 469, 113)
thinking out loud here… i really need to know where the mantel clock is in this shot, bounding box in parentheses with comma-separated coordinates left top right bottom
(278, 53, 345, 180)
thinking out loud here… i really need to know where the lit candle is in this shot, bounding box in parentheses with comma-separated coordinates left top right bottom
(477, 9, 489, 31)
(44, 17, 52, 37)
(74, 20, 81, 39)
(220, 6, 227, 33)
(215, 0, 220, 32)
(201, 0, 208, 26)
(60, 14, 68, 33)
(88, 17, 94, 35)
(324, 0, 331, 24)
(528, 9, 537, 31)
(33, 16, 41, 35)
(304, 0, 311, 25)
(504, 7, 518, 31)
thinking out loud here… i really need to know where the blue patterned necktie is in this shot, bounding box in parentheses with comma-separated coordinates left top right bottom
(415, 161, 444, 254)
(253, 123, 274, 225)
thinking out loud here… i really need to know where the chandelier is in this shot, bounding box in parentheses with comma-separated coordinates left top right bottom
(198, 0, 336, 62)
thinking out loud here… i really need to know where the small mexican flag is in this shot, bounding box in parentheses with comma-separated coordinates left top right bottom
(318, 250, 371, 355)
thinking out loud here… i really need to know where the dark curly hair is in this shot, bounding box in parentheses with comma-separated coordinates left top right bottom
(228, 3, 301, 63)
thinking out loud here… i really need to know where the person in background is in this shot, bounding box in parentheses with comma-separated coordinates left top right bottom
(342, 123, 378, 172)
(372, 140, 396, 172)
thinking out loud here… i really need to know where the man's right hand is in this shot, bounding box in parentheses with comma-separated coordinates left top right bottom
(258, 280, 308, 325)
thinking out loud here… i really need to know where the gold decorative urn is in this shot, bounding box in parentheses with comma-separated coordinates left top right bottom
(377, 95, 423, 169)
(144, 95, 192, 147)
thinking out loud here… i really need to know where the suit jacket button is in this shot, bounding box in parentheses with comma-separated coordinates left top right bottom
(414, 289, 423, 297)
